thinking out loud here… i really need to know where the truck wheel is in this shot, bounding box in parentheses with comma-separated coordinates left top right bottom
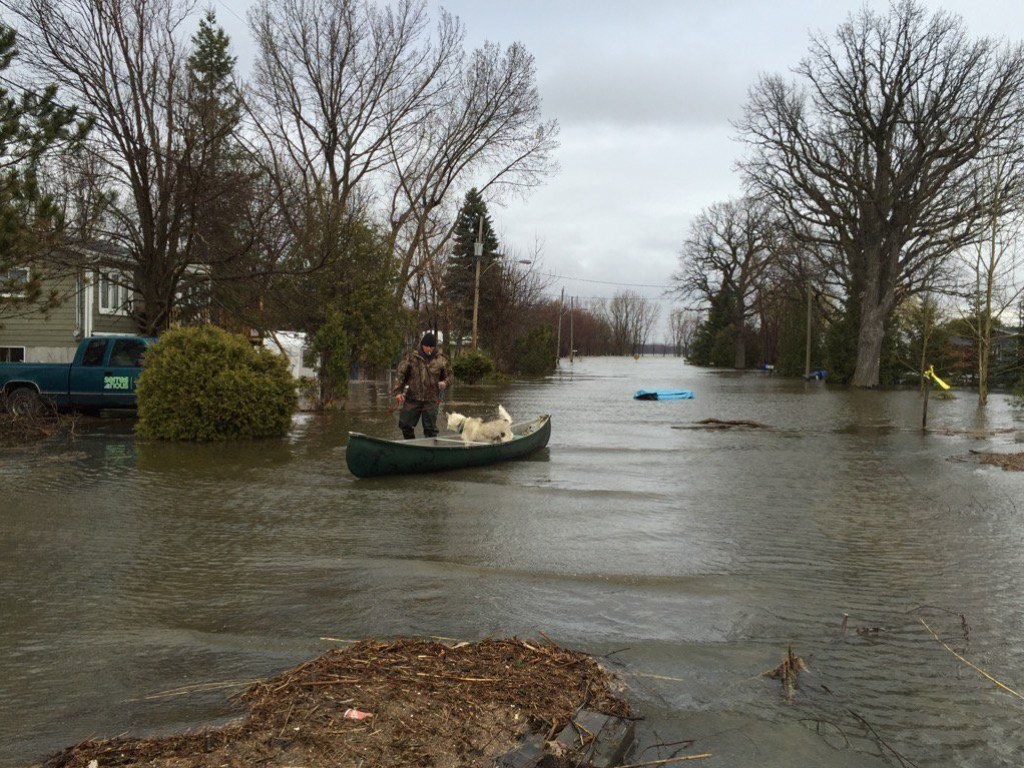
(6, 387, 44, 417)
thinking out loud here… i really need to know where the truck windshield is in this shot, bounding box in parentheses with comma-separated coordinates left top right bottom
(81, 339, 107, 366)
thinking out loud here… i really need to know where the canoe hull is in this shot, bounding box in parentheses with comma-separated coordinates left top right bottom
(346, 415, 551, 478)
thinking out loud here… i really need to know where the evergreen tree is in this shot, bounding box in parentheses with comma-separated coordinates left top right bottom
(0, 24, 88, 306)
(690, 287, 735, 366)
(183, 10, 250, 324)
(187, 10, 240, 136)
(445, 188, 500, 344)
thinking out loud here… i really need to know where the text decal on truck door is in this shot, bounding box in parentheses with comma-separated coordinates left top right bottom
(104, 375, 131, 391)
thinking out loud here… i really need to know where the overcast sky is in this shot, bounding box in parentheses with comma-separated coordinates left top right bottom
(211, 0, 1024, 330)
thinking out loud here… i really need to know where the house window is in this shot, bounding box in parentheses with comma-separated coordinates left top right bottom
(98, 271, 132, 316)
(1, 267, 30, 298)
(0, 347, 25, 363)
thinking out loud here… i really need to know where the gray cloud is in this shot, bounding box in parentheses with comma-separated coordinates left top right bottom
(541, 53, 747, 129)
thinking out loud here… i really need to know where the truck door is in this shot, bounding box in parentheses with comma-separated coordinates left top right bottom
(67, 338, 109, 409)
(102, 338, 147, 408)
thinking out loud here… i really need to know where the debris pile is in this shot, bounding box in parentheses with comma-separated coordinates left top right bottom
(41, 638, 633, 768)
(0, 409, 78, 446)
(673, 418, 772, 431)
(974, 451, 1024, 472)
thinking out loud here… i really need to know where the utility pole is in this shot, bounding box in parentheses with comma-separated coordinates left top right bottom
(555, 287, 564, 365)
(569, 296, 575, 364)
(804, 283, 813, 378)
(471, 214, 484, 349)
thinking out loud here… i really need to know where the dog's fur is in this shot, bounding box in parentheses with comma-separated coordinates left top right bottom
(447, 405, 514, 443)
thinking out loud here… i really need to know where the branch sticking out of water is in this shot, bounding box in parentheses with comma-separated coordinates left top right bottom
(917, 616, 1024, 702)
(762, 645, 808, 699)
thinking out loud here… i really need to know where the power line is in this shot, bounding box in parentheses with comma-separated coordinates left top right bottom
(571, 294, 680, 302)
(535, 270, 672, 290)
(213, 0, 247, 25)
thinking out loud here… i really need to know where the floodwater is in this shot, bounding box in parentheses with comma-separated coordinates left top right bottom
(3, 356, 1024, 767)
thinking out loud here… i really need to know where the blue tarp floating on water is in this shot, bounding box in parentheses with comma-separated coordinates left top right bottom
(633, 389, 695, 401)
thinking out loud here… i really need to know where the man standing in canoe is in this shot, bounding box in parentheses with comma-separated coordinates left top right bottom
(393, 332, 450, 439)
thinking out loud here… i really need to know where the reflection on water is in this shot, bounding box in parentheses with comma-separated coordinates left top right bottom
(3, 358, 1024, 766)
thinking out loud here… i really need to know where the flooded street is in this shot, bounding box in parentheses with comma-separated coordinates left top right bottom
(3, 356, 1024, 766)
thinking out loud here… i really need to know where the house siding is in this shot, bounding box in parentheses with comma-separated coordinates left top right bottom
(0, 268, 139, 362)
(0, 273, 82, 362)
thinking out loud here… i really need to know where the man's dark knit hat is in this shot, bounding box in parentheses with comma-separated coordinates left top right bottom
(420, 332, 437, 347)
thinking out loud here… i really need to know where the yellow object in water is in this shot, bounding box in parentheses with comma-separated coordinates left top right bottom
(924, 365, 950, 391)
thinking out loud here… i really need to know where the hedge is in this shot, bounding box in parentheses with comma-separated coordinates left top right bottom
(137, 326, 297, 441)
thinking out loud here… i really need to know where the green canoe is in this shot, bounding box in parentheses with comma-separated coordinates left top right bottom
(345, 415, 551, 478)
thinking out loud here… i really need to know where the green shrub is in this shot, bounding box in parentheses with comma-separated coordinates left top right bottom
(137, 326, 297, 441)
(514, 325, 557, 376)
(1014, 378, 1024, 402)
(451, 348, 494, 384)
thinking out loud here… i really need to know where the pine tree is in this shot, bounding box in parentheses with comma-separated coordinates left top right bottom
(0, 24, 88, 303)
(187, 10, 240, 138)
(445, 188, 500, 343)
(183, 10, 249, 324)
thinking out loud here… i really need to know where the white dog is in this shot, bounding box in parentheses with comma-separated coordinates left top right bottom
(446, 405, 514, 443)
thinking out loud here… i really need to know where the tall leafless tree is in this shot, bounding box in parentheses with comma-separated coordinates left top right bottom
(957, 151, 1024, 405)
(668, 308, 699, 358)
(603, 290, 660, 356)
(247, 0, 456, 249)
(247, 0, 557, 303)
(386, 39, 558, 301)
(737, 1, 1024, 386)
(673, 197, 778, 368)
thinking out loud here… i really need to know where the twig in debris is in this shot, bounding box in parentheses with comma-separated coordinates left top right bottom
(917, 616, 1024, 701)
(798, 718, 850, 750)
(603, 647, 632, 660)
(907, 605, 970, 647)
(640, 739, 696, 756)
(615, 754, 712, 767)
(626, 672, 687, 683)
(133, 679, 258, 701)
(847, 709, 919, 768)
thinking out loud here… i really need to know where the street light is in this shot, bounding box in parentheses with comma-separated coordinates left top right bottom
(470, 215, 531, 348)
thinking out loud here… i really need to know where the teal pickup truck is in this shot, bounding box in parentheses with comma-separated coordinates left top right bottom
(1, 336, 153, 415)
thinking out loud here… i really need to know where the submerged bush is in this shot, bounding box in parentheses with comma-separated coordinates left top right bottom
(451, 348, 494, 384)
(137, 326, 296, 441)
(514, 325, 557, 376)
(1014, 377, 1024, 404)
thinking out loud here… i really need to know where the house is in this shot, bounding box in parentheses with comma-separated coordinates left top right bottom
(263, 331, 317, 380)
(0, 256, 138, 363)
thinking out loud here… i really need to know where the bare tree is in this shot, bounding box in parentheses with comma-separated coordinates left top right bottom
(603, 290, 660, 356)
(738, 1, 1024, 386)
(247, 0, 556, 305)
(386, 41, 558, 300)
(669, 308, 699, 358)
(480, 248, 548, 370)
(248, 0, 456, 234)
(957, 154, 1024, 405)
(673, 197, 778, 368)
